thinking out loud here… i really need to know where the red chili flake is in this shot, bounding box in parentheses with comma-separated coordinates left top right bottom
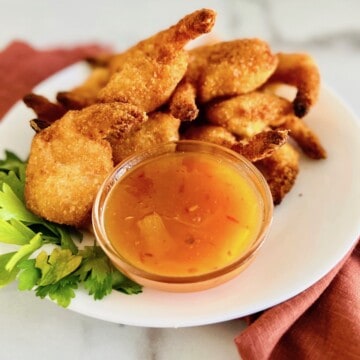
(226, 215, 239, 223)
(184, 236, 195, 245)
(178, 182, 185, 193)
(139, 252, 154, 263)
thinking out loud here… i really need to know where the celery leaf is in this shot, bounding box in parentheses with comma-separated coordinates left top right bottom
(35, 248, 82, 286)
(17, 259, 41, 291)
(0, 252, 20, 287)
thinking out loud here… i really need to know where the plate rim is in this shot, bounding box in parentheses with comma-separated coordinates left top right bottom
(0, 62, 359, 328)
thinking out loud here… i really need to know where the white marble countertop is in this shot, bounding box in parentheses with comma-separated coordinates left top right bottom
(0, 0, 359, 359)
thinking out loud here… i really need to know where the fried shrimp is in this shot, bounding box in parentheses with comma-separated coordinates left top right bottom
(205, 91, 292, 137)
(57, 67, 110, 110)
(182, 124, 237, 148)
(97, 9, 217, 113)
(22, 9, 326, 222)
(168, 81, 199, 121)
(182, 124, 288, 162)
(255, 143, 300, 204)
(231, 129, 289, 162)
(109, 111, 180, 164)
(279, 115, 327, 159)
(187, 38, 278, 103)
(205, 91, 326, 159)
(267, 53, 320, 118)
(25, 103, 147, 227)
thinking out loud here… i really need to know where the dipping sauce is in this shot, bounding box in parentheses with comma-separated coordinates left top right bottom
(103, 151, 263, 277)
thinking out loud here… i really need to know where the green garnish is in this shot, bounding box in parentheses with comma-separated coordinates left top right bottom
(0, 150, 142, 307)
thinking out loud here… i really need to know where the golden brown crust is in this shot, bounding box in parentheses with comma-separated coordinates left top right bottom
(109, 111, 180, 164)
(187, 39, 278, 103)
(108, 8, 217, 74)
(205, 91, 326, 160)
(56, 67, 110, 110)
(279, 115, 327, 159)
(168, 81, 199, 121)
(98, 9, 216, 113)
(231, 130, 289, 162)
(149, 8, 216, 56)
(182, 125, 288, 162)
(205, 91, 292, 137)
(23, 9, 326, 223)
(255, 143, 300, 204)
(25, 103, 147, 227)
(74, 102, 147, 140)
(181, 124, 237, 148)
(97, 52, 188, 113)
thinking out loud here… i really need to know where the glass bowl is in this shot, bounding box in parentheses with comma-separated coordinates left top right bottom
(92, 140, 273, 292)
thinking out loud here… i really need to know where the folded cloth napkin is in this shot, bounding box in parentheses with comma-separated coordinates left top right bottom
(0, 41, 106, 118)
(0, 41, 359, 360)
(236, 240, 360, 359)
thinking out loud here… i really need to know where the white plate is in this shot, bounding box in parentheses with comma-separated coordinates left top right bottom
(1, 63, 359, 328)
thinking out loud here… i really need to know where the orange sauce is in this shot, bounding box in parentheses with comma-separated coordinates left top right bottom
(103, 152, 263, 277)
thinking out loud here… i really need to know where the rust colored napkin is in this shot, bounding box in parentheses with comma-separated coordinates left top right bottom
(236, 240, 360, 359)
(0, 41, 106, 118)
(0, 41, 359, 360)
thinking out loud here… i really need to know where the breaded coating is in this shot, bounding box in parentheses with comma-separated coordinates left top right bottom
(168, 81, 199, 121)
(22, 9, 326, 220)
(231, 129, 289, 162)
(205, 91, 326, 159)
(97, 9, 216, 112)
(187, 38, 278, 103)
(23, 93, 67, 131)
(268, 53, 320, 117)
(182, 124, 237, 148)
(109, 111, 180, 164)
(279, 115, 327, 159)
(107, 9, 216, 74)
(97, 54, 188, 113)
(57, 67, 110, 110)
(255, 143, 300, 204)
(182, 125, 288, 162)
(25, 103, 147, 227)
(205, 91, 292, 137)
